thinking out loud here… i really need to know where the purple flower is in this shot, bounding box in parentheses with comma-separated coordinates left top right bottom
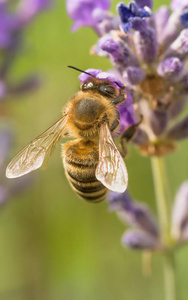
(171, 0, 188, 11)
(0, 125, 13, 170)
(108, 180, 188, 250)
(181, 10, 188, 28)
(69, 0, 188, 156)
(0, 81, 7, 100)
(78, 68, 125, 89)
(108, 191, 160, 250)
(0, 0, 52, 207)
(164, 29, 188, 61)
(118, 92, 137, 133)
(18, 0, 52, 24)
(108, 191, 159, 236)
(170, 181, 188, 244)
(167, 116, 188, 140)
(0, 122, 34, 206)
(122, 66, 146, 85)
(0, 0, 49, 100)
(117, 1, 151, 33)
(0, 4, 20, 49)
(0, 0, 52, 50)
(97, 32, 140, 68)
(122, 229, 159, 250)
(157, 57, 183, 79)
(171, 181, 188, 241)
(66, 0, 111, 32)
(135, 0, 153, 9)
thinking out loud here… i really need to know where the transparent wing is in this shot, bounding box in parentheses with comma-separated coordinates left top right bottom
(95, 122, 128, 193)
(6, 116, 68, 178)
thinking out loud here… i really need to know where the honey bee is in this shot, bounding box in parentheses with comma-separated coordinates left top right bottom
(6, 66, 128, 203)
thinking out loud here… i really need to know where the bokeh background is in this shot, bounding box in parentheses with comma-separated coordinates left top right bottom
(1, 0, 188, 299)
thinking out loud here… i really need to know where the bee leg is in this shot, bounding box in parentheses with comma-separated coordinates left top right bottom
(120, 116, 143, 157)
(119, 138, 128, 158)
(110, 110, 120, 131)
(101, 113, 108, 124)
(110, 119, 120, 131)
(111, 94, 125, 105)
(120, 123, 139, 157)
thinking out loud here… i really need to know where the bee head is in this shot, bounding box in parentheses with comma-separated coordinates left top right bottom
(68, 65, 125, 98)
(81, 78, 117, 98)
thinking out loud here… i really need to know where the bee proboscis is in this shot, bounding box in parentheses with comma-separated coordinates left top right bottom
(6, 67, 128, 203)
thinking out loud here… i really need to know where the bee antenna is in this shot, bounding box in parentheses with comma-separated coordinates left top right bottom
(68, 65, 95, 78)
(114, 81, 125, 89)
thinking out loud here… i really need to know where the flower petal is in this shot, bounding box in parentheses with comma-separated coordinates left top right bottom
(66, 0, 110, 31)
(150, 110, 168, 136)
(172, 181, 188, 240)
(78, 68, 124, 89)
(122, 66, 146, 85)
(164, 29, 188, 61)
(157, 57, 183, 79)
(135, 0, 153, 9)
(0, 125, 13, 169)
(171, 0, 188, 11)
(108, 191, 159, 237)
(117, 1, 151, 33)
(167, 116, 188, 140)
(118, 92, 137, 132)
(122, 229, 159, 250)
(78, 68, 102, 82)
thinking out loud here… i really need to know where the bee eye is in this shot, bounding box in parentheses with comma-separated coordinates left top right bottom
(98, 84, 115, 96)
(82, 82, 94, 90)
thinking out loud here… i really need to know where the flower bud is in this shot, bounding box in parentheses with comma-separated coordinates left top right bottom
(167, 116, 188, 140)
(157, 57, 183, 80)
(172, 181, 188, 240)
(122, 229, 159, 250)
(0, 125, 13, 169)
(164, 30, 188, 61)
(108, 191, 159, 237)
(150, 109, 168, 136)
(123, 67, 146, 85)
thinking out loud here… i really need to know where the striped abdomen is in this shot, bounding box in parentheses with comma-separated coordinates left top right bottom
(62, 140, 107, 203)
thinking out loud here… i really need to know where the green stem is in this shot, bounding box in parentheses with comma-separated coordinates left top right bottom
(151, 157, 178, 300)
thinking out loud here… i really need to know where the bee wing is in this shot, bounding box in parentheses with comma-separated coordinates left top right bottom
(6, 115, 68, 178)
(95, 122, 128, 193)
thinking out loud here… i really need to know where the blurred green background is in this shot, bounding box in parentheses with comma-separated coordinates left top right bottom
(1, 0, 188, 299)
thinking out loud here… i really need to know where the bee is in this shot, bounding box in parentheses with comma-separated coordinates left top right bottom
(6, 66, 128, 203)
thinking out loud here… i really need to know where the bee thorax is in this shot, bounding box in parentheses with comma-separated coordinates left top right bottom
(74, 98, 105, 130)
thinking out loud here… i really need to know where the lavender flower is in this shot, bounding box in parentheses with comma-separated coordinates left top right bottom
(171, 181, 188, 242)
(18, 0, 52, 23)
(66, 1, 188, 296)
(0, 124, 34, 205)
(0, 124, 13, 171)
(0, 0, 52, 206)
(109, 184, 188, 251)
(108, 191, 160, 250)
(66, 0, 111, 32)
(66, 0, 188, 157)
(78, 68, 125, 89)
(0, 0, 51, 100)
(66, 0, 120, 35)
(122, 229, 159, 250)
(0, 0, 51, 50)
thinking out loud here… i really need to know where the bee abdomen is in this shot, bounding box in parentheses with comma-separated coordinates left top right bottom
(66, 170, 107, 203)
(63, 140, 107, 203)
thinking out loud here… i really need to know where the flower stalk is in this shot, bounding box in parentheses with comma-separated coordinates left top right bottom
(151, 156, 178, 300)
